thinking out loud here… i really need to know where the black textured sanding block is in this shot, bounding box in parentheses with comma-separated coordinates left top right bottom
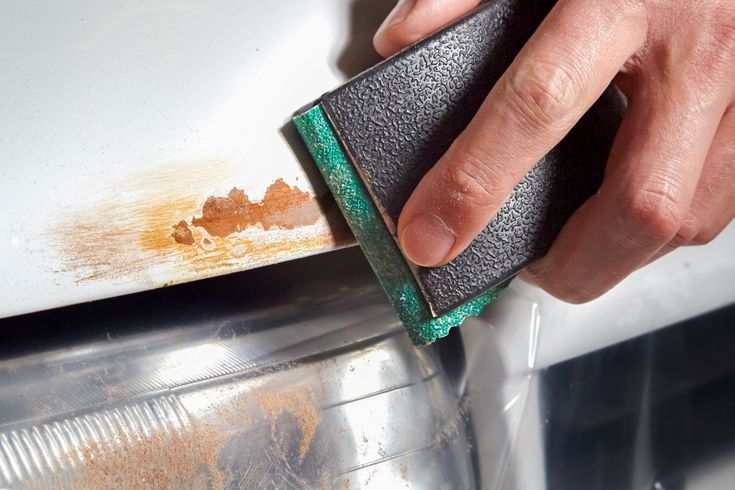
(320, 0, 625, 316)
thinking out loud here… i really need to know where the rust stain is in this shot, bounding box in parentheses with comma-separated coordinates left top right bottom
(66, 420, 228, 490)
(51, 159, 353, 284)
(190, 179, 322, 238)
(138, 195, 204, 255)
(171, 220, 195, 245)
(254, 388, 320, 463)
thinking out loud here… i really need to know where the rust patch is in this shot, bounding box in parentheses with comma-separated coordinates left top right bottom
(51, 159, 353, 284)
(171, 220, 195, 245)
(189, 179, 321, 238)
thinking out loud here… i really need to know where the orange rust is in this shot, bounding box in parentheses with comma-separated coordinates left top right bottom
(138, 196, 202, 254)
(253, 388, 320, 463)
(190, 179, 321, 238)
(66, 420, 228, 490)
(51, 165, 353, 284)
(171, 220, 195, 245)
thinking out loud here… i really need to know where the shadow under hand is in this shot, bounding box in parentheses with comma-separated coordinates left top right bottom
(336, 0, 395, 78)
(279, 120, 354, 245)
(277, 0, 396, 242)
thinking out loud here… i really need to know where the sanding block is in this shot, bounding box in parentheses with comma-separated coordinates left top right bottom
(294, 0, 624, 344)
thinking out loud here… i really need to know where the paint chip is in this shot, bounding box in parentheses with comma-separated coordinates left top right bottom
(171, 220, 195, 245)
(201, 237, 215, 251)
(189, 179, 321, 239)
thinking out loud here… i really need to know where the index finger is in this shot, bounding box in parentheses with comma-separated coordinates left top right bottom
(398, 0, 649, 267)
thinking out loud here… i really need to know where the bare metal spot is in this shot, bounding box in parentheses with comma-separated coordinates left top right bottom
(230, 244, 247, 257)
(171, 220, 195, 245)
(189, 179, 322, 238)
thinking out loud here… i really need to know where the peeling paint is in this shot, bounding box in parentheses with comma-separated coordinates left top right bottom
(189, 179, 322, 239)
(50, 160, 353, 285)
(171, 220, 195, 245)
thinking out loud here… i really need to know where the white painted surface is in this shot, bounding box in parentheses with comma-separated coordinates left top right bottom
(0, 0, 391, 317)
(1, 0, 732, 372)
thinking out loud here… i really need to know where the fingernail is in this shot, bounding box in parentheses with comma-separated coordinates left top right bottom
(399, 214, 455, 266)
(376, 0, 416, 35)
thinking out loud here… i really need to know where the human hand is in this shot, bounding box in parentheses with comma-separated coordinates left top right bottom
(374, 0, 735, 302)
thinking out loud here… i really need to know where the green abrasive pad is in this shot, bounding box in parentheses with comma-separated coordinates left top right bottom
(293, 105, 504, 345)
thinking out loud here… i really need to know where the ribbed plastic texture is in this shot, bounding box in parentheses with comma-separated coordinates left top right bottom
(0, 395, 191, 488)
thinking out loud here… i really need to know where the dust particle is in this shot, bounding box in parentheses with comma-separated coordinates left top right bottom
(433, 396, 472, 447)
(214, 391, 254, 429)
(103, 384, 129, 405)
(254, 388, 320, 462)
(68, 420, 228, 490)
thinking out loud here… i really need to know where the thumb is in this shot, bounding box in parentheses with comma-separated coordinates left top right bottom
(397, 0, 646, 267)
(374, 0, 481, 57)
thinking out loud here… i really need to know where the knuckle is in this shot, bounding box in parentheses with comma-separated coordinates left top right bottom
(711, 10, 735, 56)
(690, 226, 722, 246)
(547, 281, 602, 304)
(444, 145, 509, 209)
(607, 0, 649, 33)
(623, 185, 687, 242)
(523, 260, 551, 287)
(505, 61, 581, 132)
(527, 264, 603, 304)
(620, 0, 648, 18)
(686, 10, 735, 82)
(671, 215, 700, 246)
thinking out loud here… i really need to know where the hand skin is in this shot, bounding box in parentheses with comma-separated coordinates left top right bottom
(375, 0, 735, 303)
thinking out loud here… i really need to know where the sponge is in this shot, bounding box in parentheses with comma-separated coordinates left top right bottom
(293, 0, 623, 344)
(294, 106, 504, 345)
